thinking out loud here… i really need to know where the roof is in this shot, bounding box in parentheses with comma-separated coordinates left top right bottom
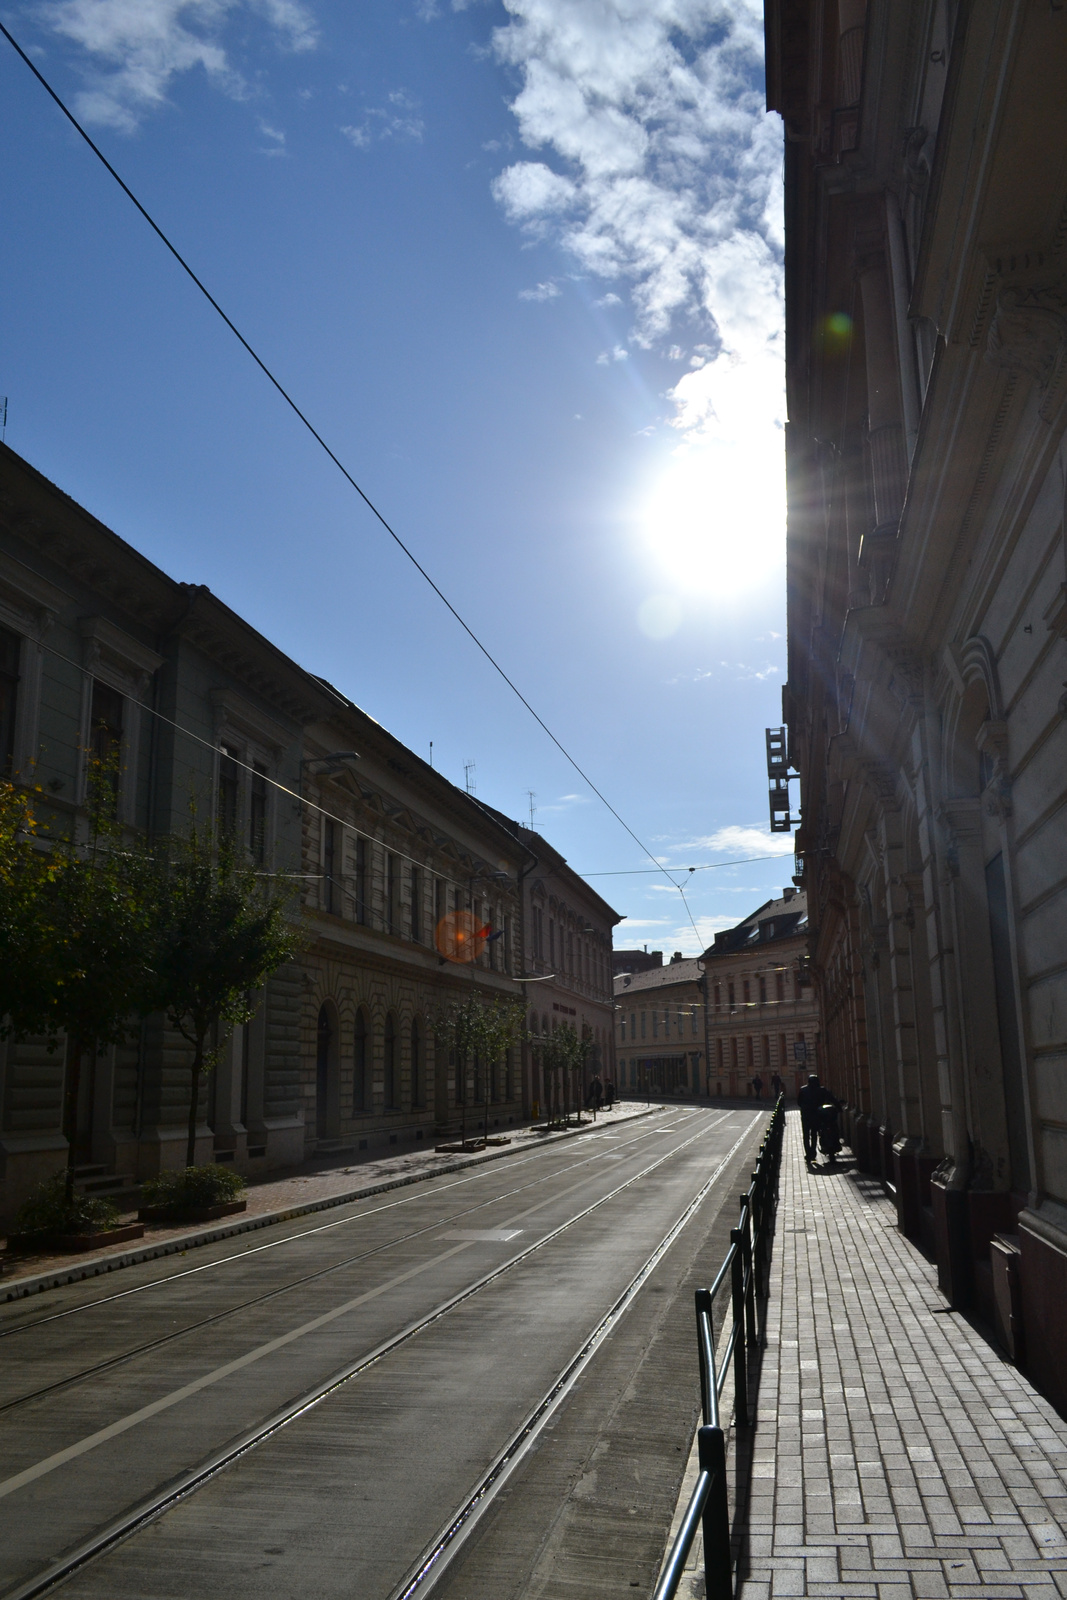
(702, 890, 808, 960)
(614, 957, 704, 996)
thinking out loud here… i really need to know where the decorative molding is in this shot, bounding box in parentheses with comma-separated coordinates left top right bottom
(986, 280, 1067, 388)
(210, 689, 293, 755)
(79, 616, 162, 696)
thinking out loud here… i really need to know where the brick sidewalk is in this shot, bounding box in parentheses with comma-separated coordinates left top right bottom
(742, 1112, 1067, 1599)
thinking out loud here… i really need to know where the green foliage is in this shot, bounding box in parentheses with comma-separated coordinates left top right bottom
(140, 1163, 246, 1211)
(0, 781, 58, 1038)
(434, 993, 525, 1068)
(143, 815, 299, 1165)
(15, 1172, 121, 1237)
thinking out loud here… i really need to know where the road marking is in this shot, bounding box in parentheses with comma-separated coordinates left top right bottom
(438, 1230, 522, 1243)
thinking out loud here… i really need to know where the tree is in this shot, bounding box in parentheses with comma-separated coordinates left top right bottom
(434, 992, 525, 1147)
(0, 780, 58, 1040)
(533, 1022, 594, 1126)
(38, 761, 154, 1198)
(145, 820, 298, 1167)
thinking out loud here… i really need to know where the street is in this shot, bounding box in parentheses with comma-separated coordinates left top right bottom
(0, 1106, 766, 1600)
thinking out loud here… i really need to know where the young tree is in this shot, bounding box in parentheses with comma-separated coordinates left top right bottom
(0, 781, 58, 1041)
(146, 821, 298, 1167)
(475, 997, 526, 1144)
(434, 993, 525, 1146)
(39, 762, 154, 1198)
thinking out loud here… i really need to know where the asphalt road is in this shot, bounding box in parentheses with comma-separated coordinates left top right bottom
(0, 1105, 766, 1600)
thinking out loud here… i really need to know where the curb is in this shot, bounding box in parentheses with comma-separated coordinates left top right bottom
(1, 1106, 663, 1304)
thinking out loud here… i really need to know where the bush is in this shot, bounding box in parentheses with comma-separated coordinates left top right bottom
(140, 1163, 246, 1211)
(15, 1172, 121, 1237)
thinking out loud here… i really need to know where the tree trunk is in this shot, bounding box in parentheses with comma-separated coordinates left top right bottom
(186, 1039, 204, 1167)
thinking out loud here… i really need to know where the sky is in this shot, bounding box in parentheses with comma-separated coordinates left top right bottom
(0, 0, 794, 954)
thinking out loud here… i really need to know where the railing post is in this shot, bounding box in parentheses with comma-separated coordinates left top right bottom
(699, 1425, 733, 1600)
(695, 1288, 712, 1425)
(740, 1196, 758, 1349)
(730, 1226, 748, 1427)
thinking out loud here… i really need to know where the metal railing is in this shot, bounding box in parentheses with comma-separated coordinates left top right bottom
(652, 1096, 786, 1600)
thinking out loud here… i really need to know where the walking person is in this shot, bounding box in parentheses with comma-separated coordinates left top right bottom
(797, 1072, 827, 1165)
(770, 1071, 783, 1099)
(752, 1073, 764, 1101)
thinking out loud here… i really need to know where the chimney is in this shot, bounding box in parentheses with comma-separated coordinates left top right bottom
(782, 888, 795, 902)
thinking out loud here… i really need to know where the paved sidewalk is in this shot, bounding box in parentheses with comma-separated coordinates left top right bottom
(742, 1112, 1067, 1599)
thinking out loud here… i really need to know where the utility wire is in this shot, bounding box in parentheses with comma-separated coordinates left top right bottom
(580, 854, 788, 876)
(0, 21, 700, 943)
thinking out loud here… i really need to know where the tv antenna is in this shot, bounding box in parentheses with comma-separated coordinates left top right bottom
(464, 760, 476, 796)
(525, 789, 536, 830)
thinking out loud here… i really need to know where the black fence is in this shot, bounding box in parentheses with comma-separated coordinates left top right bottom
(652, 1096, 786, 1600)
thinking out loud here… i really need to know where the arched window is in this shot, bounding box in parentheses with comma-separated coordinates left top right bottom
(353, 1009, 368, 1114)
(384, 1013, 398, 1110)
(410, 1018, 422, 1108)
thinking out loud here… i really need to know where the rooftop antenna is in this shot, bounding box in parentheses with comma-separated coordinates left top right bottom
(429, 740, 433, 769)
(464, 760, 476, 796)
(1, 398, 7, 443)
(525, 789, 536, 830)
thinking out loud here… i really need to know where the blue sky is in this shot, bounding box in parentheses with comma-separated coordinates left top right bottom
(0, 0, 794, 952)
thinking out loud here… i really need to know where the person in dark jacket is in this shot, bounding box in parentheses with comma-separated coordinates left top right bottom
(797, 1073, 829, 1164)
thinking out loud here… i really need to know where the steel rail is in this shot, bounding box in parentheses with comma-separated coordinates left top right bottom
(0, 1111, 752, 1600)
(0, 1114, 675, 1340)
(0, 1120, 690, 1412)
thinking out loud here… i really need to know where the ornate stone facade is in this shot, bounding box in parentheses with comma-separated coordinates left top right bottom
(767, 0, 1067, 1409)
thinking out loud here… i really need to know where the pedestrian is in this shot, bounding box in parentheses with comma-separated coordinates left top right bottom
(586, 1073, 603, 1113)
(797, 1072, 833, 1164)
(752, 1073, 764, 1100)
(603, 1078, 615, 1110)
(770, 1071, 782, 1099)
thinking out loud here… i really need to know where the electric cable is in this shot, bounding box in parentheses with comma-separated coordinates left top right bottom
(0, 21, 701, 942)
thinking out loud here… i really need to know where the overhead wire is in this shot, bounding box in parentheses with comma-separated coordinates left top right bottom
(0, 21, 702, 945)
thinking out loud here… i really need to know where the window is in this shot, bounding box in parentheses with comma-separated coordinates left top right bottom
(534, 905, 544, 960)
(217, 742, 240, 838)
(630, 1012, 636, 1037)
(652, 1010, 659, 1039)
(714, 984, 721, 1013)
(759, 974, 767, 1005)
(410, 865, 422, 943)
(776, 972, 784, 1003)
(323, 819, 338, 915)
(691, 1008, 698, 1037)
(386, 853, 398, 934)
(728, 982, 736, 1012)
(550, 920, 556, 966)
(410, 1018, 422, 1107)
(250, 764, 267, 865)
(0, 625, 19, 775)
(384, 1013, 397, 1108)
(640, 1011, 646, 1039)
(353, 1010, 368, 1113)
(91, 680, 125, 810)
(435, 877, 445, 935)
(620, 1017, 627, 1042)
(743, 978, 751, 1006)
(794, 970, 802, 1000)
(355, 838, 368, 925)
(677, 1011, 684, 1036)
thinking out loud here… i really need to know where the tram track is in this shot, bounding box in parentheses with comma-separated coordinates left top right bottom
(0, 1115, 704, 1417)
(0, 1108, 754, 1600)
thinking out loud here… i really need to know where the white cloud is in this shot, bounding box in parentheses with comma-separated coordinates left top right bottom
(596, 291, 622, 307)
(519, 280, 561, 301)
(489, 0, 785, 596)
(41, 0, 318, 130)
(340, 123, 371, 149)
(686, 825, 795, 858)
(596, 344, 629, 365)
(340, 90, 425, 150)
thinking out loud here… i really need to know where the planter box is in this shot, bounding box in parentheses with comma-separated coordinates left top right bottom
(138, 1199, 247, 1225)
(6, 1223, 145, 1255)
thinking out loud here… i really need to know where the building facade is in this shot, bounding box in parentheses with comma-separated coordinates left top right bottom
(702, 891, 820, 1097)
(504, 822, 620, 1111)
(767, 0, 1067, 1406)
(613, 893, 819, 1100)
(615, 954, 707, 1098)
(0, 446, 531, 1224)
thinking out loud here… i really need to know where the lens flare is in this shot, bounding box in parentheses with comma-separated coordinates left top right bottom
(435, 910, 489, 964)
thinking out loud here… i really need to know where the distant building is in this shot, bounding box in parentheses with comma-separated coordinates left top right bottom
(612, 893, 819, 1100)
(612, 948, 663, 978)
(701, 891, 819, 1097)
(614, 956, 706, 1098)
